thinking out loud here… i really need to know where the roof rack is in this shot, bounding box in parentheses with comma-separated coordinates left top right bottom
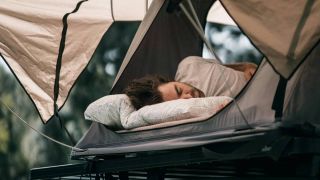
(30, 134, 320, 179)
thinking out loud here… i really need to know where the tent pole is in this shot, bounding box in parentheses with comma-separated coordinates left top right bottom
(179, 2, 221, 64)
(178, 2, 252, 129)
(185, 0, 217, 60)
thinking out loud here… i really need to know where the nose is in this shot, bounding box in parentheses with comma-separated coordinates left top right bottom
(181, 92, 193, 99)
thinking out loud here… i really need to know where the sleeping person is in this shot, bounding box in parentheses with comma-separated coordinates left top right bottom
(84, 56, 257, 130)
(124, 56, 257, 110)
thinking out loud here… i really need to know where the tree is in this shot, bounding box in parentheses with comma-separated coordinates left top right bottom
(204, 23, 262, 64)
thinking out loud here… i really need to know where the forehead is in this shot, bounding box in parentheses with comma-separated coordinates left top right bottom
(161, 82, 190, 89)
(158, 82, 177, 94)
(157, 82, 179, 101)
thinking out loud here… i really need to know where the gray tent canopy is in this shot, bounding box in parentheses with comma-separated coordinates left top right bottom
(71, 0, 320, 158)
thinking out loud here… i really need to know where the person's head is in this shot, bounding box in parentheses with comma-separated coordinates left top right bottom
(124, 75, 205, 109)
(158, 81, 205, 101)
(124, 75, 170, 110)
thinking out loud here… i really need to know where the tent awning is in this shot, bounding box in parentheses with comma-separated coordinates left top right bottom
(0, 0, 235, 123)
(221, 0, 320, 78)
(1, 0, 319, 123)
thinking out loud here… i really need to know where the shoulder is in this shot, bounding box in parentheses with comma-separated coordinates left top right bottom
(179, 56, 216, 68)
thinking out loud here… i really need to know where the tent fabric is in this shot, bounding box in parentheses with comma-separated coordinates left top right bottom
(0, 0, 112, 123)
(0, 0, 237, 123)
(114, 0, 216, 91)
(283, 40, 320, 125)
(112, 0, 152, 21)
(111, 0, 214, 94)
(221, 0, 320, 79)
(112, 0, 166, 90)
(207, 1, 236, 26)
(0, 0, 155, 123)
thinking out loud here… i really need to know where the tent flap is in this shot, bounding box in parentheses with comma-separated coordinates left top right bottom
(221, 0, 320, 79)
(1, 0, 320, 124)
(0, 0, 112, 123)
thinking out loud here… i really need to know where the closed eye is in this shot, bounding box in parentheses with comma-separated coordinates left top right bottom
(174, 85, 182, 97)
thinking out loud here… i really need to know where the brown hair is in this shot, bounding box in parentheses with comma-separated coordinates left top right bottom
(124, 75, 171, 110)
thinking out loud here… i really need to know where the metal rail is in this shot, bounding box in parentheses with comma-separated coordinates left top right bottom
(30, 136, 320, 179)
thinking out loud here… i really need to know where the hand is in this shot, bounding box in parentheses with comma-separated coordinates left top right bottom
(224, 62, 257, 80)
(243, 63, 257, 81)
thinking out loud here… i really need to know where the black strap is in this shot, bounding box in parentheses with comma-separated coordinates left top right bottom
(272, 76, 288, 121)
(53, 0, 88, 145)
(53, 0, 88, 112)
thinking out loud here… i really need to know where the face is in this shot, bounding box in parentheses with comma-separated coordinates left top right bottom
(158, 82, 205, 101)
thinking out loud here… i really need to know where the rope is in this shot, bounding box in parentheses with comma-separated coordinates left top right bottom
(0, 99, 84, 152)
(179, 1, 252, 129)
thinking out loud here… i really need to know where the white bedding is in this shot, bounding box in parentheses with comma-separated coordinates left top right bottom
(84, 94, 232, 130)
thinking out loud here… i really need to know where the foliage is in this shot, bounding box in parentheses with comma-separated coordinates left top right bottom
(204, 23, 263, 64)
(0, 64, 31, 179)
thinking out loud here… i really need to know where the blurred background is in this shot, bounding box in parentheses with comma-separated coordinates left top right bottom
(0, 22, 262, 179)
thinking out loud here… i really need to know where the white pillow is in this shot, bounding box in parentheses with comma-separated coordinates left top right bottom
(121, 96, 232, 129)
(85, 94, 232, 130)
(84, 94, 135, 130)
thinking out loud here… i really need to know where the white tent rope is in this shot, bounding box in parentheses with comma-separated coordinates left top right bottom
(0, 99, 84, 152)
(179, 2, 252, 129)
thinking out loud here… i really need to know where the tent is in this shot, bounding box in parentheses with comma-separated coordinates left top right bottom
(1, 0, 320, 179)
(71, 0, 320, 154)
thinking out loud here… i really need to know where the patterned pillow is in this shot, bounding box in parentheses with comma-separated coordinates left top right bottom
(121, 96, 232, 129)
(85, 94, 232, 130)
(84, 94, 134, 130)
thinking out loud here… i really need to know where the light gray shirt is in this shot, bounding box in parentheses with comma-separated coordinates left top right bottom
(175, 56, 247, 97)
